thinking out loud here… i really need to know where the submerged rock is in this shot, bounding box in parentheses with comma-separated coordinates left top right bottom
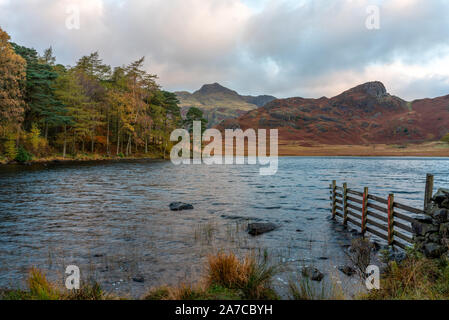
(132, 276, 145, 283)
(169, 202, 194, 211)
(247, 222, 277, 236)
(301, 266, 324, 281)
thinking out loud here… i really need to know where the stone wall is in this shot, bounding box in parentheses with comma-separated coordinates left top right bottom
(412, 188, 449, 258)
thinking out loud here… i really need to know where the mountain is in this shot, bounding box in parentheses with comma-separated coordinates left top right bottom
(175, 83, 276, 127)
(217, 81, 449, 145)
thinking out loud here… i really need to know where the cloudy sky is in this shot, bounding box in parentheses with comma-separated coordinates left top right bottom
(1, 0, 449, 100)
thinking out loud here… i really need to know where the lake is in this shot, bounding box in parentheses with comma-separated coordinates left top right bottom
(1, 157, 449, 298)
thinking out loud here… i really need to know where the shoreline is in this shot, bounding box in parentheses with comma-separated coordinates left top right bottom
(277, 141, 449, 157)
(1, 142, 448, 166)
(0, 154, 167, 167)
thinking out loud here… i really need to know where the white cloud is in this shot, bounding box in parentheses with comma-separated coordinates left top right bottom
(1, 0, 449, 99)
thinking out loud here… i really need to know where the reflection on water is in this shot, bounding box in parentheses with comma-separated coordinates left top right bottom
(0, 157, 449, 297)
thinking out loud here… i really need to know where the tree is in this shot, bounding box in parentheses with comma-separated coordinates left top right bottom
(40, 46, 56, 66)
(12, 43, 68, 138)
(54, 68, 90, 155)
(183, 107, 207, 135)
(1, 26, 183, 160)
(0, 27, 26, 136)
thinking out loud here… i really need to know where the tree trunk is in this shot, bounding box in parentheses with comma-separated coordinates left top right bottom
(116, 129, 120, 155)
(145, 136, 148, 154)
(91, 131, 94, 153)
(106, 110, 110, 155)
(72, 133, 76, 155)
(126, 134, 131, 156)
(63, 125, 67, 158)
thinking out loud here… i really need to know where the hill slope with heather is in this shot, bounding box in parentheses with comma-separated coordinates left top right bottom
(217, 81, 449, 148)
(175, 83, 276, 127)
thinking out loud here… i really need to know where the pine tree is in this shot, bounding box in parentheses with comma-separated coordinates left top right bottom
(12, 43, 68, 138)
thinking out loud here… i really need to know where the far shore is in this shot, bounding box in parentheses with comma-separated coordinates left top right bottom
(277, 141, 449, 157)
(0, 154, 166, 166)
(1, 141, 448, 166)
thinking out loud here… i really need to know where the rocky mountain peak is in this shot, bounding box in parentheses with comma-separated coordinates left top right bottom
(195, 82, 238, 96)
(345, 81, 388, 98)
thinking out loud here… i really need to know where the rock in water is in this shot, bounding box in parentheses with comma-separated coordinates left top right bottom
(132, 276, 145, 283)
(169, 202, 194, 211)
(301, 267, 324, 281)
(338, 265, 356, 277)
(247, 222, 277, 235)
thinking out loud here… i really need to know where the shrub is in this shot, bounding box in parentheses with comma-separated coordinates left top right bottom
(346, 237, 375, 279)
(29, 123, 41, 152)
(15, 146, 33, 163)
(4, 134, 17, 160)
(118, 152, 124, 158)
(442, 133, 449, 144)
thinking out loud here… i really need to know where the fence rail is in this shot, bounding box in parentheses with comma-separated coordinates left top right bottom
(329, 174, 434, 250)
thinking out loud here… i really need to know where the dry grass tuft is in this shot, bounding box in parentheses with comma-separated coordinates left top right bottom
(207, 251, 278, 299)
(27, 267, 60, 300)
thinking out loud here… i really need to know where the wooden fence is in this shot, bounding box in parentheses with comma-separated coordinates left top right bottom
(329, 174, 434, 250)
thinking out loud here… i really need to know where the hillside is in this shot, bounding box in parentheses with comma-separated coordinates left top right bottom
(217, 81, 449, 147)
(175, 83, 276, 127)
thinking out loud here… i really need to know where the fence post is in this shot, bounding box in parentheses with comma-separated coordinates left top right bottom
(361, 187, 368, 235)
(343, 183, 348, 225)
(424, 174, 434, 212)
(331, 180, 336, 219)
(388, 193, 394, 246)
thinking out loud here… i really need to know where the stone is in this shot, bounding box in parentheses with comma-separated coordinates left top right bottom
(432, 188, 449, 206)
(302, 267, 324, 281)
(413, 235, 426, 243)
(433, 209, 449, 223)
(441, 199, 449, 209)
(423, 243, 443, 258)
(247, 223, 277, 235)
(132, 276, 145, 283)
(389, 251, 407, 263)
(440, 222, 449, 235)
(169, 202, 194, 211)
(427, 232, 441, 243)
(411, 220, 439, 236)
(412, 214, 433, 223)
(338, 265, 356, 276)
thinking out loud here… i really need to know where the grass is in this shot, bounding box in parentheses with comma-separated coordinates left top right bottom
(194, 221, 217, 245)
(288, 276, 345, 300)
(143, 251, 279, 300)
(8, 249, 449, 300)
(360, 250, 449, 300)
(0, 268, 113, 300)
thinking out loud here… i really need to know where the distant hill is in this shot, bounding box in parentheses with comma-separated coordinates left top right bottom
(217, 81, 449, 145)
(175, 83, 276, 127)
